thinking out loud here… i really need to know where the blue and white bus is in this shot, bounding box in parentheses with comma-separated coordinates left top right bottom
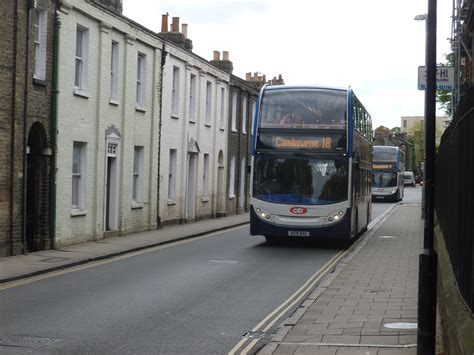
(250, 85, 373, 242)
(371, 146, 405, 201)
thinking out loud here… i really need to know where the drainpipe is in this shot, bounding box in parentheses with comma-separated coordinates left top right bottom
(21, 0, 34, 254)
(49, 0, 60, 250)
(156, 44, 168, 228)
(10, 0, 19, 255)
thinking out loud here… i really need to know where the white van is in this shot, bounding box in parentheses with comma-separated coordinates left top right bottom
(403, 171, 416, 187)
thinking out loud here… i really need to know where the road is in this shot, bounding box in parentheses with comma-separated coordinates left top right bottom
(0, 190, 420, 354)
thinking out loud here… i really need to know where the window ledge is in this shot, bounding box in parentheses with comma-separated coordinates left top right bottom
(201, 197, 209, 202)
(229, 195, 235, 200)
(171, 114, 180, 120)
(189, 120, 196, 124)
(135, 104, 147, 113)
(205, 123, 212, 128)
(71, 209, 87, 217)
(131, 202, 143, 209)
(73, 88, 90, 99)
(220, 127, 225, 132)
(167, 199, 177, 206)
(109, 99, 120, 106)
(231, 129, 237, 133)
(33, 77, 47, 87)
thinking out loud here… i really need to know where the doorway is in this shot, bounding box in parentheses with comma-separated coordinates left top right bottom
(186, 153, 197, 219)
(104, 128, 121, 233)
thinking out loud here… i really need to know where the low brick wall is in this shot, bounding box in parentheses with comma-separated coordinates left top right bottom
(434, 224, 474, 355)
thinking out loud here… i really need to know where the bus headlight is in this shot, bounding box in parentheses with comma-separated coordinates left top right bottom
(327, 210, 346, 224)
(255, 207, 271, 220)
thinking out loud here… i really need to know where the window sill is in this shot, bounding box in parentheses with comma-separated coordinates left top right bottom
(189, 120, 196, 124)
(71, 209, 87, 217)
(205, 123, 212, 128)
(135, 104, 147, 113)
(131, 202, 143, 209)
(220, 128, 225, 132)
(171, 114, 180, 120)
(33, 77, 47, 87)
(201, 197, 209, 202)
(167, 199, 177, 206)
(73, 88, 90, 99)
(231, 129, 237, 133)
(109, 99, 120, 106)
(229, 195, 235, 200)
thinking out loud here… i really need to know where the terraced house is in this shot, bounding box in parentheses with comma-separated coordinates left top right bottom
(0, 0, 56, 256)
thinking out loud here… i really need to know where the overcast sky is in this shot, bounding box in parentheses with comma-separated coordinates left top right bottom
(123, 0, 453, 129)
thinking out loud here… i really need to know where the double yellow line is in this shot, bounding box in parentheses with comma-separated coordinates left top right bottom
(228, 249, 347, 355)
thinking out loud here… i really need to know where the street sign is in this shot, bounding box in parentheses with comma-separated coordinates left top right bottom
(417, 66, 454, 90)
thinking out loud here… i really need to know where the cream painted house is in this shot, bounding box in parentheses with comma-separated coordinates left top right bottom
(55, 0, 163, 246)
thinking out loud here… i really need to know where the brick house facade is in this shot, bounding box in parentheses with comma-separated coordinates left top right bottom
(0, 0, 55, 256)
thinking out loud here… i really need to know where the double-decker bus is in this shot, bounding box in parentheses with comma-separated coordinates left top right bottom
(371, 146, 405, 201)
(250, 85, 373, 242)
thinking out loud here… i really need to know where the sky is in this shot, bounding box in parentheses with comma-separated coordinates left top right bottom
(123, 0, 453, 129)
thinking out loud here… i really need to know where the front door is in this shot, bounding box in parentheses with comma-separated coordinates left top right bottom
(186, 153, 197, 219)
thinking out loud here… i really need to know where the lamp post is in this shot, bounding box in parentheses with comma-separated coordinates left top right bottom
(415, 1, 438, 354)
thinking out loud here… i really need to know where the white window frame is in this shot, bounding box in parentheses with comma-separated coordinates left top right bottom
(189, 74, 197, 122)
(202, 153, 209, 199)
(242, 96, 248, 134)
(74, 25, 89, 95)
(110, 41, 119, 102)
(136, 52, 146, 109)
(72, 141, 87, 213)
(205, 81, 212, 126)
(168, 149, 177, 201)
(251, 100, 256, 135)
(231, 92, 237, 132)
(132, 146, 144, 204)
(33, 9, 47, 81)
(220, 87, 226, 130)
(171, 66, 180, 117)
(239, 157, 246, 208)
(229, 156, 236, 198)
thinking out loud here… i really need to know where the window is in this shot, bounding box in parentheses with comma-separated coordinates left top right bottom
(239, 157, 246, 208)
(205, 81, 212, 126)
(403, 119, 407, 128)
(136, 53, 146, 108)
(189, 74, 197, 122)
(168, 149, 177, 200)
(251, 100, 256, 135)
(72, 142, 86, 211)
(220, 88, 226, 130)
(171, 66, 180, 116)
(231, 92, 237, 132)
(110, 41, 119, 101)
(202, 154, 209, 198)
(132, 146, 144, 203)
(75, 25, 89, 92)
(242, 96, 248, 134)
(33, 9, 47, 80)
(229, 156, 235, 198)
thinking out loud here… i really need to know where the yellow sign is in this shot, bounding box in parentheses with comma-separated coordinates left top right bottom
(274, 136, 333, 149)
(373, 164, 393, 169)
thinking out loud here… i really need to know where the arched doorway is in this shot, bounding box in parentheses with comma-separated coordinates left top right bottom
(26, 122, 50, 252)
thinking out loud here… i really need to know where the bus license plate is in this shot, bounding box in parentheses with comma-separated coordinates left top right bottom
(288, 231, 310, 237)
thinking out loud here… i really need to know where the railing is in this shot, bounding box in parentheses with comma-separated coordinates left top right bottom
(435, 87, 474, 313)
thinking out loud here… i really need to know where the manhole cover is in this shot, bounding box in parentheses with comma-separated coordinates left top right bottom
(384, 322, 417, 329)
(0, 335, 63, 348)
(378, 235, 397, 239)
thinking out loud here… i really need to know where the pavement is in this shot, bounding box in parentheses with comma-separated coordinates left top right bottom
(0, 204, 424, 354)
(258, 203, 423, 355)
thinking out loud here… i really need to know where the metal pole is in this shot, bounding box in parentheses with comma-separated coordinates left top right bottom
(417, 0, 438, 352)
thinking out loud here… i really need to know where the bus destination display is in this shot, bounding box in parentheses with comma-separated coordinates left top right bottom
(257, 132, 345, 151)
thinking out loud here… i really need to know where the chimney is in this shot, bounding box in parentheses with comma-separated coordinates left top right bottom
(209, 50, 233, 74)
(246, 72, 251, 81)
(181, 23, 188, 38)
(90, 0, 123, 14)
(171, 17, 180, 32)
(161, 14, 169, 33)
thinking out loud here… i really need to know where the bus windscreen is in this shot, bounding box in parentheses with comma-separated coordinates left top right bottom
(259, 89, 347, 129)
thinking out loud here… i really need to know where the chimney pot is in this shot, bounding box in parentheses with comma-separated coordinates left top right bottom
(223, 51, 229, 60)
(246, 72, 251, 81)
(161, 14, 169, 32)
(213, 51, 220, 60)
(171, 17, 180, 32)
(181, 23, 188, 38)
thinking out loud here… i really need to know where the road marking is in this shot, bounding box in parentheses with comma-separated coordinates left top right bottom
(229, 249, 346, 355)
(0, 225, 247, 291)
